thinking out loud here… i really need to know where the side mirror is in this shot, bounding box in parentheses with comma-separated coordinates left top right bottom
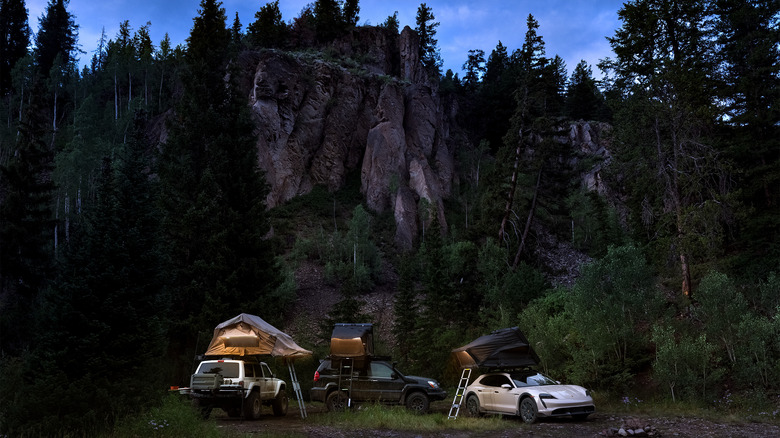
(501, 384, 512, 389)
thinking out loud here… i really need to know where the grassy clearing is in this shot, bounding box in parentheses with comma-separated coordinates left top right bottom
(310, 403, 517, 433)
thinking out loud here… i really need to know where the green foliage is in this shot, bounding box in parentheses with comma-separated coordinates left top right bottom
(108, 394, 229, 438)
(694, 271, 748, 364)
(415, 3, 442, 77)
(651, 324, 723, 402)
(565, 245, 661, 388)
(321, 205, 382, 291)
(247, 0, 287, 48)
(566, 189, 624, 256)
(518, 288, 573, 376)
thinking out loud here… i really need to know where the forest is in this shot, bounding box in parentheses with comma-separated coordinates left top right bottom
(0, 0, 778, 435)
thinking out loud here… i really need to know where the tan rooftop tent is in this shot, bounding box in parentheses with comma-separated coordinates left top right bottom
(330, 323, 374, 358)
(204, 313, 311, 358)
(202, 313, 312, 418)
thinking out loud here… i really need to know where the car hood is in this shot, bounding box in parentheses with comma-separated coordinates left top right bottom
(405, 375, 437, 385)
(531, 385, 589, 399)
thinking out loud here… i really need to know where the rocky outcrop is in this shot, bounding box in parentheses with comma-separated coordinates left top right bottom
(246, 27, 457, 249)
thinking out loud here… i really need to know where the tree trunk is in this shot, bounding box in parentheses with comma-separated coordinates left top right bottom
(114, 73, 119, 120)
(512, 165, 542, 268)
(499, 130, 522, 244)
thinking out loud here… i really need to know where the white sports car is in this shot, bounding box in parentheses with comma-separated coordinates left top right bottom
(464, 370, 594, 423)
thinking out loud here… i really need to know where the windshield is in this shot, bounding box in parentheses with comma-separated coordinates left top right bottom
(198, 362, 240, 378)
(510, 372, 557, 387)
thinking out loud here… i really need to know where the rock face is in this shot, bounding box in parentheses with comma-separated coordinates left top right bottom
(246, 26, 456, 249)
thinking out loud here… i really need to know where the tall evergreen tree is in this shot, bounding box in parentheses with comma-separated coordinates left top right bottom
(566, 60, 606, 121)
(714, 0, 780, 274)
(313, 0, 343, 43)
(34, 0, 77, 78)
(0, 0, 31, 96)
(0, 82, 54, 354)
(601, 0, 730, 297)
(246, 0, 287, 48)
(157, 0, 282, 382)
(415, 3, 442, 77)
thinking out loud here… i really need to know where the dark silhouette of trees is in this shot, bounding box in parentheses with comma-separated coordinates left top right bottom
(0, 0, 30, 95)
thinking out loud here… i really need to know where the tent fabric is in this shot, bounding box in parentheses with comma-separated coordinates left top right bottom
(330, 323, 373, 358)
(451, 327, 540, 369)
(204, 313, 312, 358)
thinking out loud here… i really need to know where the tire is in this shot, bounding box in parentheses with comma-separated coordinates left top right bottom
(405, 392, 429, 414)
(466, 394, 481, 417)
(326, 391, 348, 412)
(272, 389, 289, 416)
(244, 391, 262, 420)
(572, 413, 590, 421)
(519, 397, 538, 424)
(191, 398, 212, 419)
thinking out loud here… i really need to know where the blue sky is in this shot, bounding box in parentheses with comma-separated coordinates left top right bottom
(26, 0, 626, 78)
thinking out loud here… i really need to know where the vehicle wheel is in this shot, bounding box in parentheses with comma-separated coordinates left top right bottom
(326, 391, 348, 412)
(244, 391, 262, 420)
(572, 413, 590, 421)
(519, 397, 538, 424)
(272, 389, 289, 416)
(466, 394, 482, 417)
(405, 392, 429, 414)
(191, 398, 212, 419)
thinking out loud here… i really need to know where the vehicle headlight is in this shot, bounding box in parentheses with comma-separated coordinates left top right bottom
(539, 393, 557, 400)
(427, 380, 439, 389)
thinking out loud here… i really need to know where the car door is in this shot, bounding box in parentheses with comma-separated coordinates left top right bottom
(259, 363, 275, 400)
(478, 375, 516, 413)
(367, 362, 405, 402)
(490, 375, 519, 414)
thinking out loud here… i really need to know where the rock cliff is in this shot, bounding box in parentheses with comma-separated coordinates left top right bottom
(245, 26, 458, 249)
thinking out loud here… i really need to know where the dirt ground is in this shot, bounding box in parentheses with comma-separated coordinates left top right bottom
(216, 401, 780, 438)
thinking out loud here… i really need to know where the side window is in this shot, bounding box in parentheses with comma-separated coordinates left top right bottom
(261, 363, 272, 378)
(481, 375, 512, 388)
(244, 363, 254, 378)
(368, 363, 394, 379)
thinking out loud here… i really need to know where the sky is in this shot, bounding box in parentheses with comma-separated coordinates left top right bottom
(26, 0, 627, 79)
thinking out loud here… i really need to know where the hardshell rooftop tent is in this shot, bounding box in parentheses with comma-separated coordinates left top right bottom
(204, 313, 312, 358)
(330, 323, 373, 358)
(451, 327, 540, 369)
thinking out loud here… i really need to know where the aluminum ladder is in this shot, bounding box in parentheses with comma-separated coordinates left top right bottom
(447, 367, 472, 419)
(287, 361, 307, 418)
(337, 358, 355, 408)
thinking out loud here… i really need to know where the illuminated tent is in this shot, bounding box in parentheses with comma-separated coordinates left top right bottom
(451, 327, 539, 369)
(204, 313, 311, 358)
(330, 323, 373, 358)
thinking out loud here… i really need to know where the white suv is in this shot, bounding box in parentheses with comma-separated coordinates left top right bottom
(189, 357, 288, 419)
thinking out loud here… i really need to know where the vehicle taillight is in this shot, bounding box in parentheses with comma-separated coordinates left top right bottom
(239, 381, 244, 388)
(313, 371, 320, 382)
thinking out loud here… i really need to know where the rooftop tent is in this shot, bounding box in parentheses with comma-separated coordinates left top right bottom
(204, 313, 312, 358)
(330, 323, 373, 358)
(451, 327, 540, 369)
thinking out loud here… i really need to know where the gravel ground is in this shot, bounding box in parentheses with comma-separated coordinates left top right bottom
(216, 401, 780, 438)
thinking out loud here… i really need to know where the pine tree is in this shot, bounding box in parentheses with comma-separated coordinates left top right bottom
(246, 0, 287, 48)
(714, 0, 780, 274)
(313, 0, 343, 43)
(0, 81, 55, 354)
(566, 60, 606, 121)
(0, 0, 31, 96)
(34, 0, 77, 78)
(415, 3, 442, 77)
(157, 0, 282, 381)
(601, 0, 730, 297)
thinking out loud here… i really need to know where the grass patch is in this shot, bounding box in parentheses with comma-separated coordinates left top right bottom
(310, 403, 515, 433)
(106, 394, 235, 438)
